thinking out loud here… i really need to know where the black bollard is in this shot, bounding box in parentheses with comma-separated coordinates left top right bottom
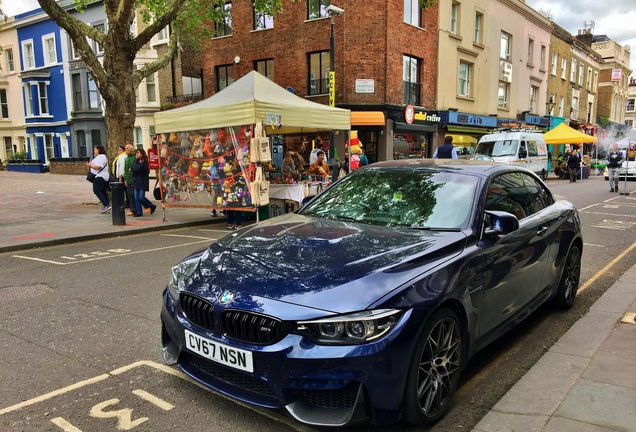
(110, 182, 126, 225)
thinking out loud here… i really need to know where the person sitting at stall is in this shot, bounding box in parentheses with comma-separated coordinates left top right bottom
(307, 151, 330, 177)
(291, 150, 307, 176)
(282, 149, 298, 178)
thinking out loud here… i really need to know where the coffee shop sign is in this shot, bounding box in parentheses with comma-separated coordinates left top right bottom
(414, 111, 441, 122)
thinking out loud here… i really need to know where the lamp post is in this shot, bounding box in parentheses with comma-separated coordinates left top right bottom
(327, 4, 344, 181)
(545, 96, 556, 131)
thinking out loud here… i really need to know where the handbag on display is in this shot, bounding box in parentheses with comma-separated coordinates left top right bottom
(251, 166, 269, 206)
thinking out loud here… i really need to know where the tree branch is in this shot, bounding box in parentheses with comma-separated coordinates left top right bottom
(133, 35, 179, 87)
(36, 0, 108, 86)
(134, 0, 187, 51)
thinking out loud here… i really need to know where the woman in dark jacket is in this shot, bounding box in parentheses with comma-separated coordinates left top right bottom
(131, 148, 157, 217)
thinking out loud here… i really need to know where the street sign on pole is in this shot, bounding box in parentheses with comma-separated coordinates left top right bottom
(329, 71, 335, 107)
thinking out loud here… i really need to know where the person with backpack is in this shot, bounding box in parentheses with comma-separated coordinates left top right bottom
(606, 143, 624, 192)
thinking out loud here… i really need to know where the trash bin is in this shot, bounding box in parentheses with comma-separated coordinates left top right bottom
(110, 182, 126, 225)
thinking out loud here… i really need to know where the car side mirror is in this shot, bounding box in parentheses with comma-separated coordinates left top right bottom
(300, 195, 315, 208)
(519, 149, 528, 159)
(484, 210, 519, 236)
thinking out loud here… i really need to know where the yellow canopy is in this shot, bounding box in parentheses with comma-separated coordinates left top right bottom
(544, 122, 598, 144)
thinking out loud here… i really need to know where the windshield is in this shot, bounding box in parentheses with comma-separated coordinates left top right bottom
(299, 168, 479, 229)
(476, 140, 519, 157)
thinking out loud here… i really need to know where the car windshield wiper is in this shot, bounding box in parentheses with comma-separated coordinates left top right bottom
(410, 226, 462, 232)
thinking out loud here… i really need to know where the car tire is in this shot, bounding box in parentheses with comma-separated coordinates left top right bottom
(554, 244, 581, 310)
(402, 308, 463, 426)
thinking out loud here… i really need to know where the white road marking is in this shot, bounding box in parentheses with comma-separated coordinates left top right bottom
(583, 243, 605, 248)
(160, 234, 215, 240)
(12, 240, 211, 265)
(50, 417, 83, 431)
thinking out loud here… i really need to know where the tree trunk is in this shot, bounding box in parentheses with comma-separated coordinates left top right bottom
(103, 94, 137, 162)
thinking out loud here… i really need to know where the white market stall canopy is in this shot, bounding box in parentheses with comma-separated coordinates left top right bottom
(154, 70, 351, 134)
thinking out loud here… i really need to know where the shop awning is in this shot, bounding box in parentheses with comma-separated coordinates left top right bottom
(448, 134, 478, 145)
(447, 125, 490, 134)
(351, 111, 385, 126)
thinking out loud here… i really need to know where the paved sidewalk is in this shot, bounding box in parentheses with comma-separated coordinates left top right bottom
(0, 171, 225, 253)
(1, 171, 635, 432)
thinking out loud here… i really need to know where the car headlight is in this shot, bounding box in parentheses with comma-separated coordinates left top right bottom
(295, 309, 403, 345)
(167, 260, 199, 300)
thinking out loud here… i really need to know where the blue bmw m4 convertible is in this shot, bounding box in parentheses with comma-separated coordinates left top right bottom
(161, 159, 582, 427)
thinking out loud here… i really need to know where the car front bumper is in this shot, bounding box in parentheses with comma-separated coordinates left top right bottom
(160, 289, 423, 426)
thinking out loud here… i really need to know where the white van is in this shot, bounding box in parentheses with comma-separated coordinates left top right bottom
(475, 132, 548, 178)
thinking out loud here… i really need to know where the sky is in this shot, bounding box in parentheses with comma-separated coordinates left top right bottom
(2, 0, 40, 17)
(526, 0, 636, 78)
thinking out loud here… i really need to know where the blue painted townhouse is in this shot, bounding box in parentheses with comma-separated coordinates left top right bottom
(15, 8, 71, 163)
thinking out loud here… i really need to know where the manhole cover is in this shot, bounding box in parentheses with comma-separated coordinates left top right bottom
(0, 284, 54, 300)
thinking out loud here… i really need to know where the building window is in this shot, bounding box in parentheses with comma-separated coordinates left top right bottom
(93, 23, 105, 54)
(571, 95, 579, 119)
(561, 58, 567, 79)
(498, 81, 509, 108)
(38, 82, 49, 115)
(42, 34, 57, 66)
(527, 38, 534, 65)
(559, 96, 564, 117)
(216, 64, 234, 91)
(214, 2, 233, 37)
(91, 129, 102, 147)
(77, 131, 88, 158)
(22, 40, 35, 70)
(308, 51, 329, 95)
(146, 73, 157, 103)
(474, 12, 483, 44)
(24, 84, 34, 116)
(627, 98, 635, 112)
(4, 137, 12, 157)
(500, 32, 511, 61)
(5, 47, 14, 72)
(570, 59, 576, 82)
(0, 89, 8, 119)
(540, 45, 546, 70)
(530, 85, 538, 113)
(308, 0, 329, 20)
(403, 55, 420, 105)
(254, 8, 274, 30)
(450, 2, 459, 35)
(72, 74, 83, 111)
(551, 53, 557, 75)
(593, 71, 598, 91)
(135, 127, 143, 148)
(157, 26, 169, 42)
(255, 59, 274, 80)
(404, 0, 421, 27)
(587, 67, 592, 90)
(88, 75, 99, 109)
(578, 64, 584, 86)
(69, 41, 80, 60)
(44, 134, 54, 161)
(626, 120, 634, 128)
(458, 61, 471, 97)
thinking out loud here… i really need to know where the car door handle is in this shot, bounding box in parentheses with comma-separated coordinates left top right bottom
(536, 226, 548, 236)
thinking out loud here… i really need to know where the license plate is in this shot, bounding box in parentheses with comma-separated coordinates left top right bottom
(184, 329, 254, 373)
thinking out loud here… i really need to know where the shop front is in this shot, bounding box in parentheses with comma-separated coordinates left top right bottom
(386, 105, 440, 159)
(437, 111, 499, 155)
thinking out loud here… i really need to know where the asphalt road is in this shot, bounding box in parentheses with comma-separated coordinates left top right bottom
(0, 175, 634, 432)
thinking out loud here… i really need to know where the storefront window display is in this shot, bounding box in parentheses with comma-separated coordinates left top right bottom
(393, 133, 428, 159)
(357, 131, 378, 164)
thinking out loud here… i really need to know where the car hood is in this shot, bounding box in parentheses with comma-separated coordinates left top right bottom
(186, 213, 466, 313)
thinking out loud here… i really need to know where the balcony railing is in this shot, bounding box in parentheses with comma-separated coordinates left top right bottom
(165, 94, 204, 105)
(402, 81, 421, 106)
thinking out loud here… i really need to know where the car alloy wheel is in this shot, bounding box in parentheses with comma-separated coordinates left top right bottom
(554, 244, 581, 309)
(403, 308, 463, 425)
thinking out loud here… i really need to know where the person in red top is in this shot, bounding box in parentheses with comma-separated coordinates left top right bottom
(307, 151, 330, 177)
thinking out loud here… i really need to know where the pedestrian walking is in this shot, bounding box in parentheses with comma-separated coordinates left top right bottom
(433, 136, 458, 159)
(130, 148, 157, 217)
(87, 145, 111, 213)
(566, 150, 580, 183)
(606, 143, 624, 192)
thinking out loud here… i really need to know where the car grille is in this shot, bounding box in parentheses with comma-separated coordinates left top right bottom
(222, 310, 281, 344)
(181, 293, 215, 332)
(182, 352, 276, 398)
(302, 382, 360, 409)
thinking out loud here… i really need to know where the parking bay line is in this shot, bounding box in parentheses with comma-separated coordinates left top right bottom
(12, 239, 212, 266)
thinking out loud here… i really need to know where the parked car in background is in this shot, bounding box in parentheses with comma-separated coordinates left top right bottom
(161, 160, 582, 427)
(475, 132, 549, 179)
